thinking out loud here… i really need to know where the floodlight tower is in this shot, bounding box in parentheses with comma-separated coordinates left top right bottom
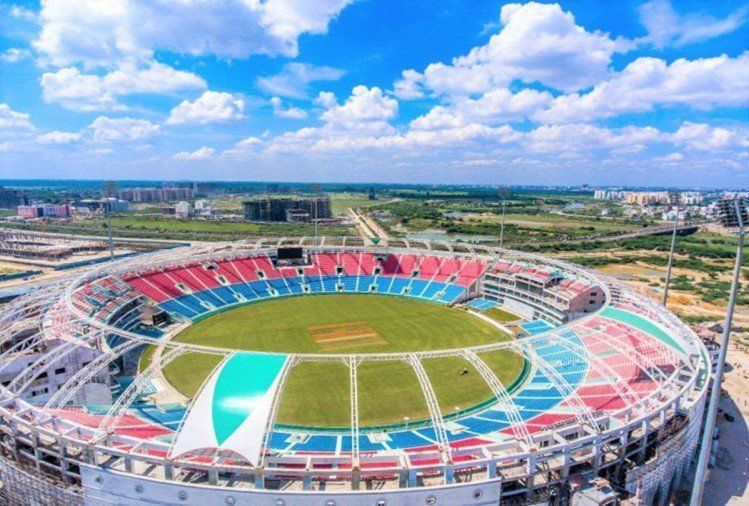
(662, 191, 681, 305)
(497, 186, 510, 255)
(690, 197, 747, 506)
(102, 181, 117, 261)
(310, 183, 323, 242)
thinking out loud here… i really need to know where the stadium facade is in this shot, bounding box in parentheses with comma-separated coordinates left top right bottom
(0, 238, 709, 505)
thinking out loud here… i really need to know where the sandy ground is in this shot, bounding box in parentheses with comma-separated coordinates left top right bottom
(703, 343, 749, 505)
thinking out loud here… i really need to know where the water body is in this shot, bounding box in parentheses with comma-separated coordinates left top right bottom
(563, 202, 585, 211)
(406, 229, 497, 244)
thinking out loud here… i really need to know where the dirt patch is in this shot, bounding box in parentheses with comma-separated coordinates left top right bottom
(306, 321, 388, 351)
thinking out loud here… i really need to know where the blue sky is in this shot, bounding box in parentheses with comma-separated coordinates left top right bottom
(0, 0, 747, 187)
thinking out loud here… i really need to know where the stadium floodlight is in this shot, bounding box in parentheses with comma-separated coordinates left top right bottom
(497, 186, 510, 255)
(662, 191, 681, 306)
(690, 197, 746, 506)
(310, 183, 323, 242)
(102, 181, 117, 260)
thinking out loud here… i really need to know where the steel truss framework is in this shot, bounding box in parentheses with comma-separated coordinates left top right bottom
(0, 237, 709, 500)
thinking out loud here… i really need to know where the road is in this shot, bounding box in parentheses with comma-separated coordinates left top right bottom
(348, 207, 391, 242)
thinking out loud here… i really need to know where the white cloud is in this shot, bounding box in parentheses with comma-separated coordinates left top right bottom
(536, 52, 749, 123)
(270, 97, 308, 119)
(36, 131, 81, 144)
(392, 69, 425, 99)
(669, 122, 736, 151)
(394, 2, 628, 97)
(314, 91, 337, 109)
(1, 48, 31, 63)
(261, 86, 400, 154)
(654, 152, 684, 163)
(257, 63, 345, 99)
(167, 91, 245, 125)
(0, 103, 35, 132)
(88, 116, 160, 143)
(10, 6, 36, 21)
(410, 88, 553, 130)
(639, 0, 748, 48)
(321, 85, 397, 128)
(173, 146, 216, 161)
(524, 124, 664, 155)
(34, 0, 356, 67)
(40, 62, 206, 111)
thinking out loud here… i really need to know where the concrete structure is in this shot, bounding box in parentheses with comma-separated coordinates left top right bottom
(117, 187, 195, 202)
(243, 196, 332, 222)
(0, 238, 710, 505)
(0, 187, 29, 209)
(174, 201, 194, 218)
(17, 203, 72, 219)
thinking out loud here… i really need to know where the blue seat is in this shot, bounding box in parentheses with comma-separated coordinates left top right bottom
(231, 283, 258, 300)
(293, 435, 338, 452)
(322, 277, 338, 292)
(389, 277, 410, 294)
(421, 282, 445, 299)
(375, 276, 392, 293)
(342, 276, 358, 292)
(212, 286, 238, 305)
(307, 278, 324, 293)
(267, 278, 290, 296)
(194, 290, 223, 308)
(388, 430, 431, 450)
(357, 276, 375, 292)
(439, 284, 465, 303)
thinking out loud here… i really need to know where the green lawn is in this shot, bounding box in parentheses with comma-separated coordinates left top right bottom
(483, 307, 520, 323)
(160, 294, 523, 427)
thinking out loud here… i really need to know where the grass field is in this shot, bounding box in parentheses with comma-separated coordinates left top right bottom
(484, 307, 520, 323)
(161, 294, 523, 427)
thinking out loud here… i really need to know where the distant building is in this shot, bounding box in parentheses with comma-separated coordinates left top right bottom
(0, 187, 29, 209)
(118, 187, 194, 202)
(623, 191, 669, 205)
(76, 198, 131, 213)
(18, 204, 72, 219)
(243, 196, 332, 222)
(593, 189, 625, 200)
(175, 201, 194, 218)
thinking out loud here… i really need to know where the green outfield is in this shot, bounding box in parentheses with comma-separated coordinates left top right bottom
(160, 294, 524, 427)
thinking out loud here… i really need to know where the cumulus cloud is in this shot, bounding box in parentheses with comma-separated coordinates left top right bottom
(88, 116, 160, 143)
(270, 97, 308, 119)
(669, 122, 736, 151)
(9, 6, 36, 21)
(257, 63, 345, 99)
(36, 131, 81, 144)
(34, 0, 356, 67)
(320, 85, 397, 132)
(173, 146, 216, 161)
(639, 0, 748, 48)
(0, 103, 35, 132)
(536, 52, 749, 123)
(1, 48, 31, 63)
(411, 88, 553, 130)
(394, 2, 628, 98)
(40, 62, 206, 111)
(167, 91, 245, 125)
(653, 152, 684, 164)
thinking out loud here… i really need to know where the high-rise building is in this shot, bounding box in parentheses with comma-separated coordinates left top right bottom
(0, 187, 29, 209)
(243, 196, 332, 222)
